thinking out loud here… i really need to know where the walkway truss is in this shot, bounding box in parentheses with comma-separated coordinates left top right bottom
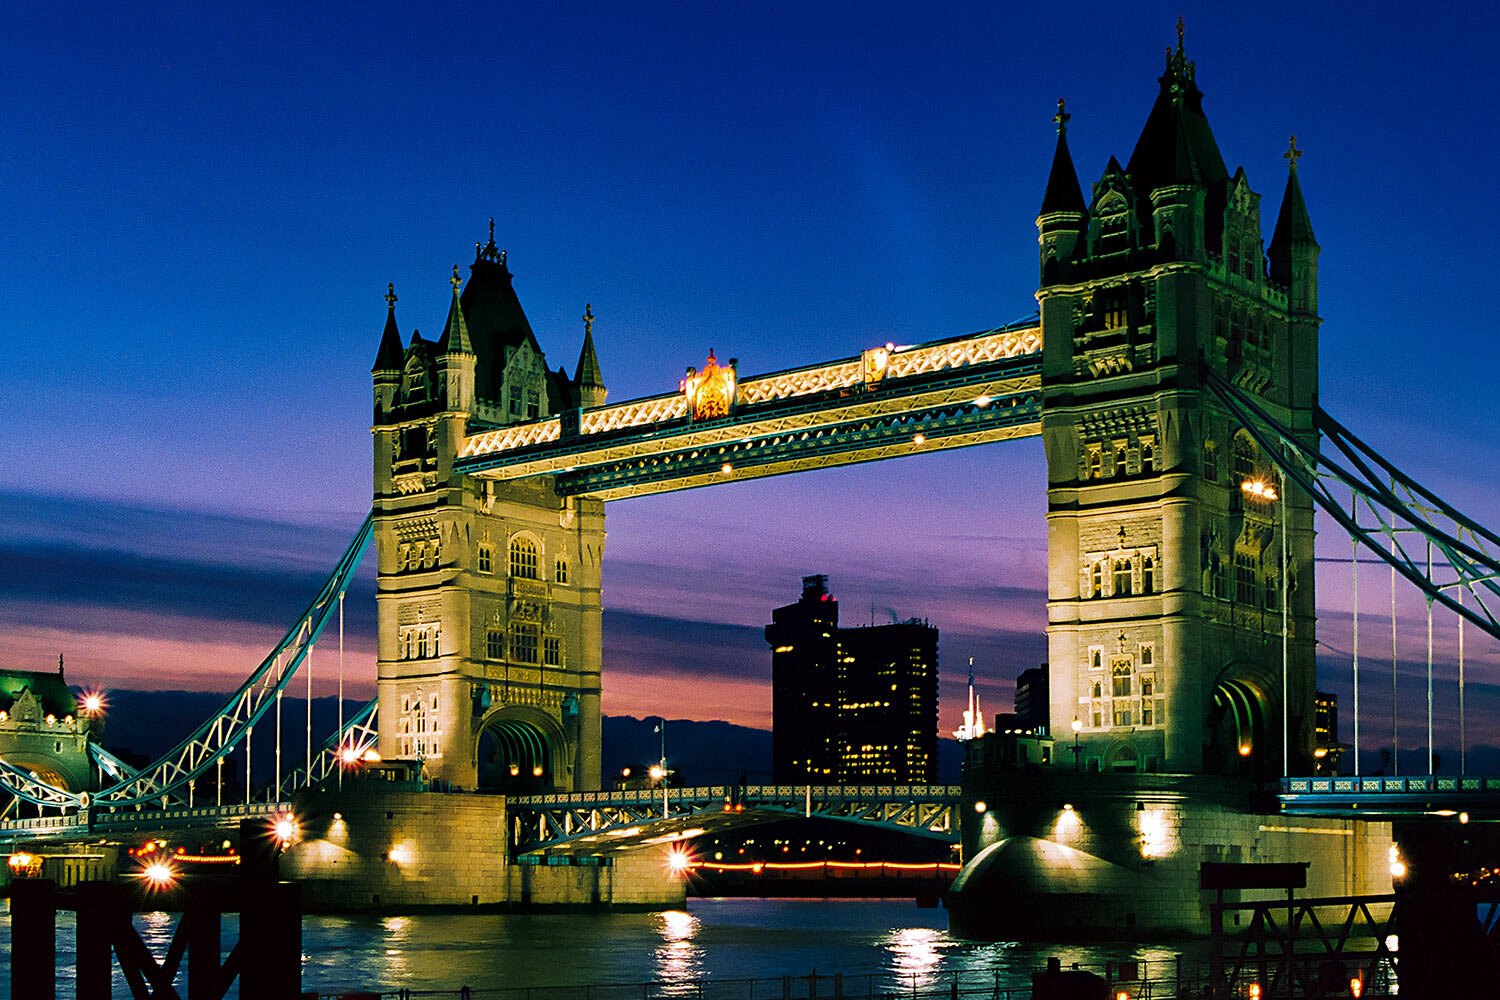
(0, 515, 375, 820)
(1207, 371, 1500, 645)
(508, 784, 963, 857)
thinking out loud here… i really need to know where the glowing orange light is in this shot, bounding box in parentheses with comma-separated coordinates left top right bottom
(1239, 744, 1252, 757)
(271, 813, 299, 847)
(1349, 976, 1363, 998)
(1240, 479, 1278, 501)
(143, 861, 177, 889)
(8, 853, 35, 870)
(682, 350, 737, 420)
(82, 692, 105, 715)
(341, 747, 361, 765)
(509, 763, 520, 776)
(912, 433, 926, 445)
(1248, 985, 1261, 999)
(649, 764, 666, 781)
(532, 765, 544, 777)
(666, 847, 693, 874)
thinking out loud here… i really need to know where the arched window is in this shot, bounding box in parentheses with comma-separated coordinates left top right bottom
(487, 629, 504, 660)
(1114, 559, 1133, 596)
(477, 543, 493, 574)
(1141, 440, 1155, 473)
(1233, 433, 1258, 485)
(1142, 556, 1155, 594)
(1092, 681, 1103, 699)
(1115, 445, 1127, 474)
(554, 558, 569, 584)
(1091, 563, 1103, 598)
(509, 535, 538, 579)
(1089, 450, 1102, 480)
(1112, 662, 1132, 698)
(1091, 649, 1103, 670)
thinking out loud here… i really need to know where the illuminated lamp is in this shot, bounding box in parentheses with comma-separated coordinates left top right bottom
(83, 692, 105, 715)
(143, 861, 177, 889)
(621, 767, 632, 778)
(649, 764, 666, 781)
(271, 813, 299, 847)
(509, 763, 520, 777)
(532, 765, 544, 777)
(1461, 812, 1471, 824)
(973, 801, 987, 814)
(720, 463, 733, 475)
(974, 395, 992, 408)
(912, 433, 926, 445)
(665, 847, 693, 873)
(1239, 744, 1252, 757)
(682, 350, 737, 420)
(1349, 976, 1363, 998)
(341, 747, 361, 765)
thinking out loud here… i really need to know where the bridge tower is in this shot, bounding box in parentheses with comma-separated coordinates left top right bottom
(1038, 29, 1321, 775)
(371, 229, 605, 792)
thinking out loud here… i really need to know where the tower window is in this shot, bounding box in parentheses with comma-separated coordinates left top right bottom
(1142, 556, 1155, 594)
(1233, 435, 1258, 484)
(477, 544, 493, 574)
(510, 623, 539, 664)
(1112, 663, 1132, 698)
(1141, 440, 1155, 473)
(544, 636, 561, 666)
(1113, 559, 1133, 597)
(1141, 677, 1154, 698)
(526, 389, 540, 420)
(1091, 648, 1103, 670)
(1089, 450, 1102, 480)
(1139, 643, 1154, 668)
(487, 629, 504, 660)
(509, 535, 538, 579)
(554, 558, 569, 585)
(1091, 563, 1103, 598)
(1235, 553, 1257, 605)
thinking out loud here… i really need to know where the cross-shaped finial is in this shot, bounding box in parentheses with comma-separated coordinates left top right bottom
(1284, 135, 1302, 170)
(1118, 632, 1129, 653)
(451, 265, 462, 293)
(385, 282, 397, 309)
(582, 303, 594, 336)
(1054, 97, 1070, 135)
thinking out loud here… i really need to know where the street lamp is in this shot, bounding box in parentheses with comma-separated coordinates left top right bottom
(1242, 469, 1290, 779)
(653, 718, 667, 819)
(1071, 717, 1083, 771)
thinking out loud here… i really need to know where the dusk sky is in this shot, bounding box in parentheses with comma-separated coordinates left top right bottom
(2, 4, 1498, 761)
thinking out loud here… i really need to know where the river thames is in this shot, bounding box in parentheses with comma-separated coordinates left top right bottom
(2, 897, 1200, 997)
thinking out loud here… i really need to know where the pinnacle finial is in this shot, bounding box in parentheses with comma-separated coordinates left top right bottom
(1054, 98, 1070, 135)
(582, 303, 594, 336)
(451, 265, 462, 293)
(1177, 14, 1185, 52)
(489, 217, 495, 242)
(385, 283, 397, 310)
(1285, 135, 1302, 171)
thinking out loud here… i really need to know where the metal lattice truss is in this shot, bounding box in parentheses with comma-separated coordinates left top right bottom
(458, 323, 1043, 500)
(510, 784, 963, 856)
(265, 698, 379, 799)
(0, 515, 374, 814)
(1206, 372, 1500, 643)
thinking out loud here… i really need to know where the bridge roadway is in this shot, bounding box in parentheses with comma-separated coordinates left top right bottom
(5, 776, 1496, 851)
(508, 783, 964, 857)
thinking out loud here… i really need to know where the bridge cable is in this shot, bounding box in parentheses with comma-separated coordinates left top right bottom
(338, 593, 345, 792)
(275, 645, 284, 797)
(1352, 524, 1360, 777)
(306, 639, 314, 789)
(1459, 585, 1466, 774)
(1427, 540, 1434, 776)
(1391, 538, 1399, 776)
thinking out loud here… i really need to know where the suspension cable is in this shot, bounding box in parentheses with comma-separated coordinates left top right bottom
(338, 592, 345, 792)
(1391, 537, 1398, 776)
(307, 639, 314, 789)
(1352, 529, 1360, 777)
(1459, 586, 1466, 775)
(1426, 539, 1434, 776)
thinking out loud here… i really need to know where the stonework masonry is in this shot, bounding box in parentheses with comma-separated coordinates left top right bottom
(281, 787, 684, 911)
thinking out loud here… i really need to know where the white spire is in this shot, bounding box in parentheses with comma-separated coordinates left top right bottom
(953, 657, 988, 741)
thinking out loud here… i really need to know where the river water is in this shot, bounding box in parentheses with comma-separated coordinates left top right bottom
(2, 898, 1200, 997)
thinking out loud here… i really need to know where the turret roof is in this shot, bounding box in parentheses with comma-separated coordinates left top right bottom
(438, 266, 474, 356)
(1039, 99, 1087, 216)
(1270, 139, 1318, 251)
(1125, 22, 1228, 194)
(371, 283, 404, 373)
(574, 304, 605, 390)
(461, 221, 544, 398)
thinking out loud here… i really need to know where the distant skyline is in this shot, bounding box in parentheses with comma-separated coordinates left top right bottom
(2, 4, 1497, 758)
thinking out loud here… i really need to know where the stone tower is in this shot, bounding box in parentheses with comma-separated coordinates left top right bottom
(1038, 29, 1320, 775)
(372, 228, 606, 792)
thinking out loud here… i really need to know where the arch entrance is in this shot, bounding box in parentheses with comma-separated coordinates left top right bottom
(476, 714, 556, 794)
(1208, 676, 1271, 776)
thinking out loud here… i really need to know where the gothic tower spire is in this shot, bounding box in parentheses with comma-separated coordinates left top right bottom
(372, 283, 404, 374)
(573, 303, 607, 409)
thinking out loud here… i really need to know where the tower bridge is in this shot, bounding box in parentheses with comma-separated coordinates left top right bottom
(4, 26, 1500, 934)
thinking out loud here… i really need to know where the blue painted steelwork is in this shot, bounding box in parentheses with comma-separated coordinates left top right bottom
(510, 783, 963, 854)
(1206, 370, 1500, 643)
(0, 515, 374, 814)
(1280, 775, 1500, 819)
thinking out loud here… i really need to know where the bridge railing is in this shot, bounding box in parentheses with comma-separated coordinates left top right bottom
(1283, 775, 1500, 794)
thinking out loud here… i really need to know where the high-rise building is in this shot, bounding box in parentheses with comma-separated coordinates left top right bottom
(766, 576, 938, 784)
(1013, 665, 1049, 734)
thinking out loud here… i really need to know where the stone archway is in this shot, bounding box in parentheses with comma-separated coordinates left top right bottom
(474, 706, 567, 794)
(1208, 665, 1274, 775)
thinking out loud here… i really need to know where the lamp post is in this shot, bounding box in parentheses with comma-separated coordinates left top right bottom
(652, 718, 667, 818)
(1242, 471, 1290, 780)
(1071, 717, 1083, 771)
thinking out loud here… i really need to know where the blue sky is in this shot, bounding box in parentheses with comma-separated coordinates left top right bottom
(1, 3, 1497, 755)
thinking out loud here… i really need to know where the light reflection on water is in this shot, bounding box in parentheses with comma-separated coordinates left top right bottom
(0, 897, 1206, 997)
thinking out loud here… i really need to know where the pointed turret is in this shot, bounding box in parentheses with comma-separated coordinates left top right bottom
(1269, 138, 1317, 255)
(574, 303, 607, 409)
(1040, 99, 1086, 216)
(372, 283, 404, 375)
(1037, 99, 1088, 284)
(439, 266, 474, 356)
(1125, 18, 1227, 194)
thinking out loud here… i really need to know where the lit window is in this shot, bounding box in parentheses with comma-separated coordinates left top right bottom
(1233, 434, 1257, 484)
(1091, 563, 1103, 598)
(1114, 559, 1133, 597)
(1112, 663, 1132, 698)
(1113, 709, 1133, 727)
(1142, 439, 1155, 473)
(477, 544, 493, 574)
(509, 536, 538, 579)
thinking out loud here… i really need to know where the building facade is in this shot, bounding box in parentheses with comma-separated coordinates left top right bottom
(767, 576, 938, 784)
(1038, 30, 1320, 775)
(371, 230, 608, 792)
